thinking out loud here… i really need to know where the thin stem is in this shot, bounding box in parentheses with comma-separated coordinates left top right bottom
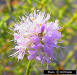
(26, 61, 31, 75)
(47, 63, 48, 70)
(59, 13, 77, 32)
(6, 0, 12, 12)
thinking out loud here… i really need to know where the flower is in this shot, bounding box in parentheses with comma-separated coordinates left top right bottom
(10, 10, 62, 64)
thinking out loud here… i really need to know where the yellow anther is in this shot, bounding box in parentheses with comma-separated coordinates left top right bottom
(40, 24, 42, 26)
(32, 18, 35, 21)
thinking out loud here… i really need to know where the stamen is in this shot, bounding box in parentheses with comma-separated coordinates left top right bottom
(40, 24, 42, 26)
(32, 18, 35, 21)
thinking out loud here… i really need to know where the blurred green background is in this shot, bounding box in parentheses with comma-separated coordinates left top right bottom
(0, 0, 77, 75)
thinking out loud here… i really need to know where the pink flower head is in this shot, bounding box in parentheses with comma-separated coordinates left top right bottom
(10, 10, 62, 64)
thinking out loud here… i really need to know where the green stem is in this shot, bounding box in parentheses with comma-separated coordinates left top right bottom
(59, 13, 77, 32)
(6, 0, 12, 13)
(26, 61, 31, 75)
